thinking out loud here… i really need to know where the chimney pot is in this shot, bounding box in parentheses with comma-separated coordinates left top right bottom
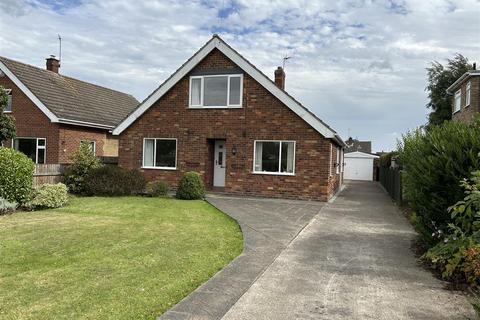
(274, 66, 285, 90)
(46, 55, 60, 73)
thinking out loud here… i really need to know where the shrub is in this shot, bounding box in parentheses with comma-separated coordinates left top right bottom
(0, 147, 35, 204)
(30, 183, 68, 209)
(0, 197, 17, 214)
(176, 171, 205, 200)
(64, 143, 101, 194)
(146, 181, 169, 197)
(379, 151, 399, 168)
(84, 166, 146, 196)
(399, 118, 480, 244)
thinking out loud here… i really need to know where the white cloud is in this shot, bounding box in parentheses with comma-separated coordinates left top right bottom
(0, 0, 479, 151)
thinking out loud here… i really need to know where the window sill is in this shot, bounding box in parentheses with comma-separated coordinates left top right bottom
(252, 171, 295, 176)
(453, 109, 461, 114)
(188, 106, 243, 109)
(4, 111, 11, 113)
(141, 166, 177, 170)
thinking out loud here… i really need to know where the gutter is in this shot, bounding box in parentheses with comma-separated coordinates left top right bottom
(57, 118, 115, 130)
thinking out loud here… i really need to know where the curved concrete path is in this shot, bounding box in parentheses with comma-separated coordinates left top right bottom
(159, 195, 325, 320)
(222, 181, 476, 320)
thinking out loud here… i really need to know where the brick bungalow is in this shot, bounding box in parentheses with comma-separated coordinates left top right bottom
(113, 35, 345, 201)
(0, 56, 138, 164)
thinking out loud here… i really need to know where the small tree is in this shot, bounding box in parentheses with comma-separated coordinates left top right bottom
(0, 86, 16, 145)
(64, 142, 101, 194)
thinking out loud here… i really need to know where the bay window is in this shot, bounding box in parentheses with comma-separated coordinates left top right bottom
(254, 140, 295, 175)
(13, 138, 46, 164)
(189, 74, 243, 108)
(143, 138, 177, 169)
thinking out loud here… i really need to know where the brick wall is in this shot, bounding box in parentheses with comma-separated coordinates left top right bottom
(58, 125, 111, 164)
(452, 76, 480, 123)
(118, 49, 342, 201)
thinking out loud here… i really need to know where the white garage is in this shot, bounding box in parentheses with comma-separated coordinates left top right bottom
(344, 151, 379, 181)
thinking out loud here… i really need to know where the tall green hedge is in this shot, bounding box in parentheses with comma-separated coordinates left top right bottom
(0, 147, 35, 203)
(399, 117, 480, 245)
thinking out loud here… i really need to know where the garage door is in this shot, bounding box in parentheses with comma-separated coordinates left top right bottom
(344, 157, 373, 181)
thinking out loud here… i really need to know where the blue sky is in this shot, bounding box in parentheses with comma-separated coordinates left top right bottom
(1, 0, 479, 151)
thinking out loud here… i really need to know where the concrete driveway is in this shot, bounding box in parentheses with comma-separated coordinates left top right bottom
(161, 182, 476, 320)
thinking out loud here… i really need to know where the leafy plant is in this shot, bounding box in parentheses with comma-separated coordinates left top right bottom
(83, 166, 146, 196)
(176, 171, 205, 200)
(448, 171, 480, 235)
(29, 183, 68, 210)
(64, 143, 101, 194)
(0, 86, 16, 145)
(0, 147, 35, 204)
(146, 180, 169, 197)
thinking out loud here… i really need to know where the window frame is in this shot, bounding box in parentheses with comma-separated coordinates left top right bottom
(454, 89, 461, 113)
(466, 81, 471, 107)
(80, 140, 96, 156)
(336, 147, 341, 174)
(252, 140, 296, 176)
(188, 74, 243, 109)
(12, 137, 46, 164)
(142, 138, 177, 170)
(4, 89, 12, 113)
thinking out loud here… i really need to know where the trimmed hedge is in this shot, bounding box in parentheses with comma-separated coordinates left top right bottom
(84, 166, 146, 196)
(399, 117, 480, 245)
(176, 171, 205, 200)
(0, 147, 34, 204)
(30, 183, 68, 209)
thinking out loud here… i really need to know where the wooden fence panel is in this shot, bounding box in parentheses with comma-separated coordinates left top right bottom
(33, 164, 65, 188)
(379, 167, 403, 205)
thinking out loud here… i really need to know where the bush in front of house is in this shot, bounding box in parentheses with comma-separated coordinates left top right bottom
(146, 181, 169, 197)
(64, 143, 101, 194)
(176, 171, 205, 200)
(83, 166, 146, 196)
(399, 117, 480, 246)
(0, 197, 17, 214)
(29, 183, 68, 210)
(0, 147, 35, 204)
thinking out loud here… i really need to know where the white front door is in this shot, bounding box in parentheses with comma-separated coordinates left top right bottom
(213, 140, 226, 187)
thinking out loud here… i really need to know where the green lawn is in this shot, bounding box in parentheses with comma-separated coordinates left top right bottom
(0, 197, 243, 320)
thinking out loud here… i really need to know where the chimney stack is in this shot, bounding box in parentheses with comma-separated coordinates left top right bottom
(473, 62, 477, 70)
(46, 55, 60, 73)
(274, 66, 285, 90)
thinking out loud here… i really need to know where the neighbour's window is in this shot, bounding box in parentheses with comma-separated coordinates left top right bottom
(143, 138, 177, 169)
(80, 140, 96, 155)
(454, 90, 461, 113)
(466, 81, 471, 106)
(13, 138, 46, 164)
(254, 140, 295, 174)
(4, 89, 12, 112)
(189, 75, 243, 108)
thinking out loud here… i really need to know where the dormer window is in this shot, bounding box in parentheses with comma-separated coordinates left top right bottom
(4, 89, 12, 112)
(454, 89, 461, 113)
(189, 74, 243, 108)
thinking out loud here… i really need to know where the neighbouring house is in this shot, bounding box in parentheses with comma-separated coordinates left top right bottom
(113, 35, 345, 201)
(0, 55, 138, 164)
(345, 137, 372, 153)
(447, 66, 479, 123)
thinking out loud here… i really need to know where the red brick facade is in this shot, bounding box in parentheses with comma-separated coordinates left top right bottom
(0, 73, 114, 164)
(452, 76, 480, 123)
(117, 49, 343, 201)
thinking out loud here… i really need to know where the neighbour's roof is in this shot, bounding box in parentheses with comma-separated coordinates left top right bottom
(345, 138, 372, 153)
(446, 70, 480, 94)
(112, 35, 345, 147)
(0, 56, 139, 129)
(344, 151, 379, 159)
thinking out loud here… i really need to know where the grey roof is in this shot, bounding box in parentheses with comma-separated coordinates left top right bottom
(345, 138, 372, 153)
(0, 56, 139, 128)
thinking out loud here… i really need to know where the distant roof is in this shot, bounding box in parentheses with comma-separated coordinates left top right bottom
(112, 35, 345, 147)
(344, 151, 379, 159)
(446, 70, 480, 94)
(0, 56, 139, 129)
(345, 138, 372, 153)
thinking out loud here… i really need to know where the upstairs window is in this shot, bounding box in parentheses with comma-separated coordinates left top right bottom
(466, 81, 471, 106)
(253, 140, 295, 175)
(189, 74, 243, 108)
(454, 90, 461, 113)
(13, 138, 46, 164)
(4, 89, 12, 112)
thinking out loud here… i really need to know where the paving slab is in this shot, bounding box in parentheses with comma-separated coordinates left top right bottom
(158, 195, 324, 320)
(222, 181, 476, 320)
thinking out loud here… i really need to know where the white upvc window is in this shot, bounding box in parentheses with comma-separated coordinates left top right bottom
(13, 137, 46, 164)
(454, 89, 461, 113)
(143, 138, 177, 170)
(4, 89, 12, 112)
(336, 147, 341, 174)
(189, 74, 243, 108)
(81, 140, 96, 155)
(253, 140, 295, 175)
(340, 149, 344, 173)
(466, 81, 471, 107)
